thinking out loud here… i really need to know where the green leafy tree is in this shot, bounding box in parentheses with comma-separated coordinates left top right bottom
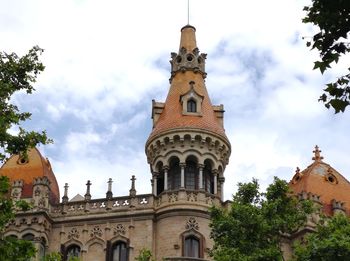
(210, 177, 313, 261)
(293, 213, 350, 261)
(0, 46, 51, 260)
(303, 0, 350, 113)
(43, 252, 81, 261)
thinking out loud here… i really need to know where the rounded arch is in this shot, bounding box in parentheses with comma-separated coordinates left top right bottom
(185, 155, 199, 190)
(168, 156, 181, 190)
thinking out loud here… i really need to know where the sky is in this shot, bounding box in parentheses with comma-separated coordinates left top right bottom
(1, 0, 350, 201)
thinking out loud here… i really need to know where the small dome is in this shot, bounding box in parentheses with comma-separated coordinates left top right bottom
(290, 147, 350, 215)
(0, 148, 60, 204)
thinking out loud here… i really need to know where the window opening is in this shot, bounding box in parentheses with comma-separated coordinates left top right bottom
(112, 242, 128, 261)
(185, 161, 197, 190)
(66, 245, 81, 261)
(184, 236, 200, 258)
(187, 99, 197, 113)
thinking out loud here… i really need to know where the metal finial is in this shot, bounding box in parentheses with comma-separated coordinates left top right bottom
(187, 0, 190, 25)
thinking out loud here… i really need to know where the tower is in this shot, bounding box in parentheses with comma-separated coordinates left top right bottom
(145, 25, 231, 260)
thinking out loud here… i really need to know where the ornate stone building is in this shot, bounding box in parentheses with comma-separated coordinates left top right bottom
(1, 25, 350, 261)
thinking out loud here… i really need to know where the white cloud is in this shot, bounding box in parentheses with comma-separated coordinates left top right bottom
(1, 0, 350, 201)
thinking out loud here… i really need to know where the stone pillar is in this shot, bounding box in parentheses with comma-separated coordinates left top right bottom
(129, 175, 136, 197)
(84, 180, 92, 201)
(164, 166, 169, 191)
(180, 163, 186, 188)
(62, 183, 69, 203)
(213, 170, 218, 195)
(198, 164, 204, 190)
(218, 177, 225, 200)
(11, 180, 23, 201)
(106, 178, 113, 200)
(153, 172, 158, 196)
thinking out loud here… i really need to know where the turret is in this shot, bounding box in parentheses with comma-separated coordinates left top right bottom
(145, 25, 231, 201)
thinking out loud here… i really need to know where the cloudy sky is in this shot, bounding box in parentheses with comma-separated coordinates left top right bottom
(1, 0, 349, 201)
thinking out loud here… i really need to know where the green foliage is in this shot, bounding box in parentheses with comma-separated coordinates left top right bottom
(210, 177, 313, 261)
(135, 248, 155, 261)
(0, 236, 36, 261)
(0, 45, 52, 162)
(303, 0, 350, 113)
(0, 46, 51, 261)
(293, 214, 350, 261)
(0, 176, 35, 260)
(42, 252, 81, 261)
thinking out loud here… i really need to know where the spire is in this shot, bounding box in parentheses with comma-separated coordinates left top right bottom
(179, 25, 197, 52)
(312, 145, 324, 162)
(169, 25, 207, 83)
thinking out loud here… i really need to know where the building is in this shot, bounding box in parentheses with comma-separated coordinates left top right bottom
(1, 25, 350, 261)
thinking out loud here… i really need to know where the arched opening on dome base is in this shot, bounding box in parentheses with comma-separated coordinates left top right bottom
(185, 156, 198, 190)
(156, 162, 164, 195)
(168, 157, 181, 190)
(204, 159, 214, 194)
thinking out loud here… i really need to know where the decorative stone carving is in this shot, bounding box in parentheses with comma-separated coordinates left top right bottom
(187, 192, 197, 202)
(114, 224, 126, 235)
(168, 193, 178, 203)
(68, 227, 80, 239)
(90, 226, 103, 238)
(185, 217, 199, 231)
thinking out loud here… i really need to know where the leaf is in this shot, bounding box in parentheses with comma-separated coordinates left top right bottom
(329, 99, 349, 113)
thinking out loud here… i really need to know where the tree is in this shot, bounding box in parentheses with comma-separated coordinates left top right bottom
(135, 248, 155, 261)
(293, 213, 350, 261)
(210, 177, 313, 261)
(303, 0, 350, 113)
(0, 46, 51, 260)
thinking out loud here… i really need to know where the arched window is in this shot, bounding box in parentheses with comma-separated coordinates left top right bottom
(112, 241, 128, 261)
(204, 162, 214, 194)
(65, 244, 81, 260)
(184, 236, 200, 258)
(185, 160, 198, 190)
(22, 233, 35, 241)
(156, 163, 164, 195)
(168, 158, 181, 190)
(187, 99, 197, 113)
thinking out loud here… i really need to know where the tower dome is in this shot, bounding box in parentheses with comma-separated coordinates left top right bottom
(0, 148, 60, 204)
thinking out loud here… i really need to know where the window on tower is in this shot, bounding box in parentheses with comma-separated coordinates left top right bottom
(185, 159, 198, 190)
(184, 236, 200, 258)
(187, 99, 197, 112)
(168, 158, 181, 190)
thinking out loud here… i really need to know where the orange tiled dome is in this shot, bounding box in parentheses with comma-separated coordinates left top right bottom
(290, 146, 350, 216)
(0, 148, 60, 204)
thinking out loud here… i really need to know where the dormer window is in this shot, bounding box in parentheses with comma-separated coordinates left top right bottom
(180, 81, 203, 116)
(187, 99, 197, 112)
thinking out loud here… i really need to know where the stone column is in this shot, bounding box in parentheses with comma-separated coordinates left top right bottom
(180, 163, 186, 189)
(198, 164, 204, 190)
(213, 170, 218, 195)
(152, 172, 158, 196)
(163, 166, 169, 191)
(218, 177, 225, 200)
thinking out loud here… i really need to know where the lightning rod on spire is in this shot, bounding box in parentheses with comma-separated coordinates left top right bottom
(187, 0, 190, 25)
